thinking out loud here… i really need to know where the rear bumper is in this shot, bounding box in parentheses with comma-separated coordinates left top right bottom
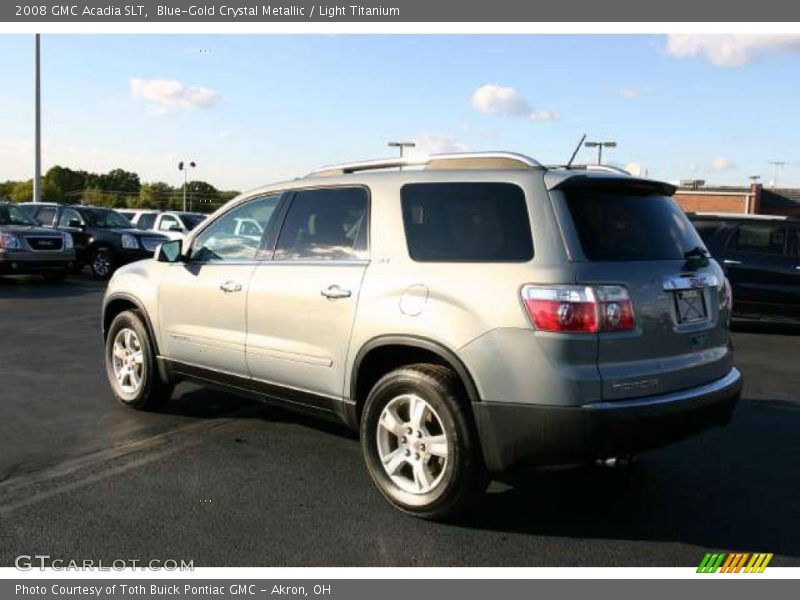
(473, 367, 743, 472)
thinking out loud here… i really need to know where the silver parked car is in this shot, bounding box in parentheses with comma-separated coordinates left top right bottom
(101, 152, 742, 519)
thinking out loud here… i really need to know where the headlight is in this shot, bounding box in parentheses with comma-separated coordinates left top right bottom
(121, 234, 139, 250)
(63, 233, 74, 250)
(0, 232, 21, 250)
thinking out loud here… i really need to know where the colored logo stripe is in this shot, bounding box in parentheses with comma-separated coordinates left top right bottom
(697, 552, 773, 573)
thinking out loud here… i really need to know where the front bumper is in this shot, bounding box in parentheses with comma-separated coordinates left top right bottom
(473, 367, 743, 472)
(0, 252, 75, 275)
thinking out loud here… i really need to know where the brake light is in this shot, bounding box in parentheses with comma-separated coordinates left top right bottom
(521, 284, 635, 333)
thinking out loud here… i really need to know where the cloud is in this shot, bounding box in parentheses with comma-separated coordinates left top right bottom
(620, 87, 640, 99)
(410, 133, 469, 155)
(130, 78, 221, 114)
(666, 34, 800, 67)
(710, 157, 736, 172)
(471, 84, 558, 121)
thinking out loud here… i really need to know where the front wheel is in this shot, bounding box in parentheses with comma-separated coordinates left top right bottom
(90, 247, 115, 278)
(360, 364, 488, 520)
(105, 310, 173, 410)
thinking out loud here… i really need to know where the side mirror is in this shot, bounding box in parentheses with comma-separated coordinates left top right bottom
(68, 219, 83, 229)
(156, 239, 183, 263)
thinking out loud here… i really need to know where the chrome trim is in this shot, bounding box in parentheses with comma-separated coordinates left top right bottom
(662, 273, 719, 291)
(582, 368, 741, 411)
(306, 151, 544, 177)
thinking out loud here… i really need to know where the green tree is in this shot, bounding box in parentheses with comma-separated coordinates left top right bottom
(138, 182, 174, 209)
(11, 180, 33, 203)
(44, 166, 87, 199)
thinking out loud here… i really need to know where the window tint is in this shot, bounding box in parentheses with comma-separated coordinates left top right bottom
(400, 183, 533, 262)
(58, 208, 82, 228)
(190, 194, 281, 262)
(690, 220, 725, 244)
(564, 191, 704, 261)
(137, 213, 156, 230)
(274, 188, 368, 261)
(158, 214, 180, 231)
(34, 206, 57, 226)
(732, 223, 788, 256)
(0, 204, 36, 226)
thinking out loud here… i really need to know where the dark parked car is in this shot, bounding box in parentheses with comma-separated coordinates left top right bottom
(19, 203, 169, 278)
(0, 201, 75, 280)
(688, 212, 800, 321)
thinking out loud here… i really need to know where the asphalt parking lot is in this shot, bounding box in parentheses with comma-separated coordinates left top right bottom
(0, 275, 798, 567)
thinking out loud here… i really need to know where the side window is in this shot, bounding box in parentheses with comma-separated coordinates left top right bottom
(137, 213, 157, 230)
(190, 194, 281, 262)
(732, 223, 788, 256)
(158, 214, 179, 231)
(401, 182, 533, 262)
(274, 187, 368, 261)
(58, 208, 81, 228)
(33, 206, 57, 226)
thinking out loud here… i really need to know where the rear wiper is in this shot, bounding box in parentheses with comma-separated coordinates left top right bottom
(684, 246, 710, 268)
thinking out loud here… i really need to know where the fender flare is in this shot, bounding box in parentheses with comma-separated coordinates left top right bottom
(102, 292, 160, 356)
(350, 334, 480, 403)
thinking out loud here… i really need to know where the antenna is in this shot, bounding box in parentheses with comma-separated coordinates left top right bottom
(566, 134, 586, 169)
(768, 161, 787, 188)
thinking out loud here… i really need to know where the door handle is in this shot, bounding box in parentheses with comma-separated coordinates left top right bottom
(219, 280, 243, 293)
(723, 259, 742, 266)
(321, 285, 352, 299)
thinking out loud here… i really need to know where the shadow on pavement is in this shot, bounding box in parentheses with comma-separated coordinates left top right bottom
(0, 275, 105, 299)
(461, 397, 800, 559)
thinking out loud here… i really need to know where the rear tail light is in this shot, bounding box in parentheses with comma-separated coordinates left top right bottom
(720, 277, 733, 313)
(521, 284, 635, 333)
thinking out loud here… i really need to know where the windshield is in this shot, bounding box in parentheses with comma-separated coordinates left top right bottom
(0, 204, 37, 226)
(81, 208, 133, 229)
(180, 213, 206, 230)
(564, 190, 705, 261)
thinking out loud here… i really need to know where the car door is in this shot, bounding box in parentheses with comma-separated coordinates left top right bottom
(56, 207, 91, 261)
(157, 194, 283, 376)
(245, 187, 369, 404)
(721, 221, 796, 318)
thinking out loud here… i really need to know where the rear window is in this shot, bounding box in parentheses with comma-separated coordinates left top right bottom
(690, 219, 726, 244)
(564, 190, 703, 261)
(401, 183, 533, 262)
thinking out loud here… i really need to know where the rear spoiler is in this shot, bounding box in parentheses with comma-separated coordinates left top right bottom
(547, 173, 677, 197)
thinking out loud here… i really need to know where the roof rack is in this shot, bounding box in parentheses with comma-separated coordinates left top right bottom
(306, 151, 544, 178)
(546, 164, 631, 175)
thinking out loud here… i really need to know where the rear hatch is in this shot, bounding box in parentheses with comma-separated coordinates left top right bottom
(553, 177, 733, 401)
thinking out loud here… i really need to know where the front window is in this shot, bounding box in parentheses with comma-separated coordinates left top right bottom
(190, 195, 281, 262)
(564, 190, 705, 261)
(0, 204, 37, 226)
(81, 208, 133, 229)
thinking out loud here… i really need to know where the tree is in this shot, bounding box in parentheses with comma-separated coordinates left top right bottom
(139, 182, 175, 209)
(44, 166, 87, 199)
(11, 180, 33, 203)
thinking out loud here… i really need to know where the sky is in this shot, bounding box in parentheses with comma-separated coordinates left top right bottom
(1, 34, 799, 191)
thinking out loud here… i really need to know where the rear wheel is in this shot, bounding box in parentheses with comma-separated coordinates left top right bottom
(105, 310, 173, 410)
(361, 364, 488, 520)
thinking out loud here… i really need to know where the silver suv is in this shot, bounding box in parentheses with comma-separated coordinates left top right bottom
(102, 152, 742, 519)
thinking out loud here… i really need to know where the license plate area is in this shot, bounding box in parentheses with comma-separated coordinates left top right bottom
(674, 289, 707, 323)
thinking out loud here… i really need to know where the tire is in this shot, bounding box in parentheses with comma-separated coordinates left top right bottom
(42, 271, 67, 282)
(90, 247, 115, 279)
(105, 309, 173, 410)
(360, 363, 489, 520)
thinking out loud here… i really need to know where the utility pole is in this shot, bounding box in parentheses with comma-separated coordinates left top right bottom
(33, 34, 41, 203)
(584, 140, 617, 165)
(178, 161, 196, 212)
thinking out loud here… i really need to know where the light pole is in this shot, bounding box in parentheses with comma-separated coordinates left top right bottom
(387, 141, 416, 158)
(33, 34, 41, 203)
(584, 140, 617, 165)
(178, 161, 196, 212)
(768, 161, 786, 188)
